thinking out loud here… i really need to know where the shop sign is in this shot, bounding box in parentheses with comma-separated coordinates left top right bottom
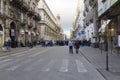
(98, 0, 104, 17)
(110, 0, 118, 7)
(28, 32, 31, 35)
(104, 0, 110, 12)
(98, 0, 110, 17)
(20, 30, 25, 34)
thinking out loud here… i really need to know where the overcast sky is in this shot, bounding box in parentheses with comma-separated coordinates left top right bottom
(45, 0, 78, 37)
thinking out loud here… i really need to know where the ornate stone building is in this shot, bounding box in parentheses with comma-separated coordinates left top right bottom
(0, 0, 40, 47)
(71, 0, 85, 40)
(38, 0, 63, 41)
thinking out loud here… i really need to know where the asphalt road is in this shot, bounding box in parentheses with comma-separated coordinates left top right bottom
(0, 46, 105, 80)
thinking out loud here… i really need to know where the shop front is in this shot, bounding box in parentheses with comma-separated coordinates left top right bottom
(98, 0, 120, 53)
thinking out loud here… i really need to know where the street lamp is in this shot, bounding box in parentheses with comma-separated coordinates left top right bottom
(106, 20, 109, 71)
(99, 32, 102, 54)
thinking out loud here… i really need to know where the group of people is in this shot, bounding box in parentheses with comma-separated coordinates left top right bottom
(68, 40, 80, 54)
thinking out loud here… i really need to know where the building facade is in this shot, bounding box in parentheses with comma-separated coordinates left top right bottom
(83, 0, 98, 47)
(98, 0, 120, 52)
(38, 0, 62, 41)
(71, 0, 85, 40)
(0, 0, 41, 48)
(71, 0, 81, 39)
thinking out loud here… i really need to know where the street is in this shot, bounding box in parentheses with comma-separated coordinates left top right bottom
(0, 46, 105, 80)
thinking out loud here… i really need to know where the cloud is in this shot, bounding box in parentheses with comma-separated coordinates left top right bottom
(45, 0, 78, 35)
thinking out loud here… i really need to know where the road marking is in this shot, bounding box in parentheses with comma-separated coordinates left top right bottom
(7, 59, 33, 71)
(40, 60, 55, 72)
(0, 59, 12, 64)
(8, 47, 35, 57)
(24, 59, 43, 71)
(0, 59, 20, 69)
(59, 59, 68, 72)
(75, 59, 87, 72)
(0, 56, 9, 60)
(28, 48, 51, 57)
(0, 59, 13, 69)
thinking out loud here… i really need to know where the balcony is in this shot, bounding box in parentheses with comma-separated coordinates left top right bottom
(9, 0, 23, 6)
(21, 1, 29, 12)
(33, 12, 41, 21)
(40, 20, 46, 24)
(9, 12, 17, 20)
(89, 18, 93, 23)
(83, 11, 86, 17)
(21, 19, 27, 26)
(89, 0, 93, 7)
(28, 22, 33, 28)
(10, 0, 29, 12)
(85, 7, 89, 12)
(28, 8, 35, 16)
(0, 11, 7, 18)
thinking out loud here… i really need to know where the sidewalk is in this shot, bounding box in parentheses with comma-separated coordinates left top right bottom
(0, 47, 31, 57)
(80, 46, 120, 80)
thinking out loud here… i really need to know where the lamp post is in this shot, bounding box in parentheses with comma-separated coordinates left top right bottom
(99, 32, 102, 54)
(106, 20, 109, 71)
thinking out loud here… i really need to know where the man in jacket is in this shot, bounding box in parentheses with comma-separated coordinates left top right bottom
(68, 40, 73, 53)
(74, 40, 80, 54)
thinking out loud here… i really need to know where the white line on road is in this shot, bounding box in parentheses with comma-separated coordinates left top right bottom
(24, 59, 43, 71)
(7, 59, 33, 71)
(75, 59, 87, 72)
(59, 59, 68, 72)
(40, 60, 55, 72)
(0, 59, 12, 64)
(28, 48, 51, 57)
(0, 59, 20, 69)
(9, 47, 35, 57)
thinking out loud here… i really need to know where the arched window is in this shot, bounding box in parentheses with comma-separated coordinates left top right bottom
(0, 24, 3, 31)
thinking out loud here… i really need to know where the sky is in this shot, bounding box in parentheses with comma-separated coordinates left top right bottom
(44, 0, 78, 37)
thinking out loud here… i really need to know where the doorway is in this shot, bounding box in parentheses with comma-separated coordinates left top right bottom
(0, 24, 3, 47)
(10, 22, 16, 48)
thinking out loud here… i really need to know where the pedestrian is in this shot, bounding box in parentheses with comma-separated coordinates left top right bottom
(2, 40, 11, 52)
(68, 40, 73, 54)
(74, 40, 80, 54)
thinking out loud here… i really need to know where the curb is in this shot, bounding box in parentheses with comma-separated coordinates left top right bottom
(96, 69, 108, 80)
(79, 49, 91, 63)
(79, 48, 108, 80)
(0, 47, 33, 58)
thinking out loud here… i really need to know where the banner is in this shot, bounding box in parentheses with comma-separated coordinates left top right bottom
(98, 0, 110, 17)
(110, 0, 118, 6)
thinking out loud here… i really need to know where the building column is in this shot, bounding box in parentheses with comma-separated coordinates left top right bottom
(1, 0, 3, 13)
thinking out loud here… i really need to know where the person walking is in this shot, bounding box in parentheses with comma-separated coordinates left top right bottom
(68, 40, 73, 54)
(74, 40, 80, 54)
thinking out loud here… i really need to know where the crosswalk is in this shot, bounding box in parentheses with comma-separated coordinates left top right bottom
(0, 58, 88, 73)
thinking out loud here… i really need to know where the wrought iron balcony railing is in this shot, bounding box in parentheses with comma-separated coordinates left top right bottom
(28, 22, 33, 28)
(9, 0, 23, 6)
(28, 8, 35, 16)
(33, 12, 41, 21)
(10, 0, 29, 12)
(21, 18, 27, 26)
(0, 11, 7, 18)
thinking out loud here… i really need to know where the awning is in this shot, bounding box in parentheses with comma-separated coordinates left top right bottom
(98, 1, 120, 20)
